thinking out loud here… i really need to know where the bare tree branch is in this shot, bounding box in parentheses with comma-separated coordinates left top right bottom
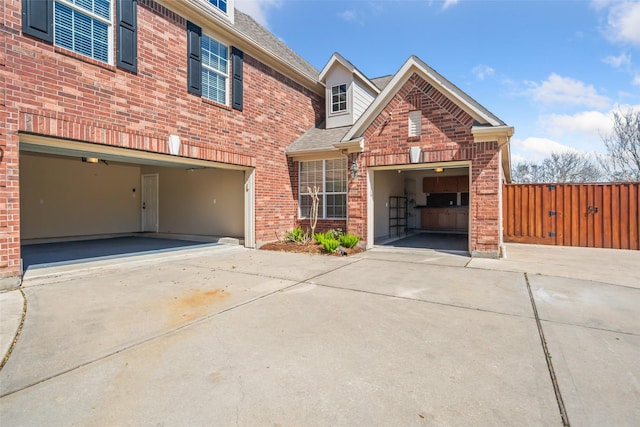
(512, 151, 602, 183)
(599, 108, 640, 181)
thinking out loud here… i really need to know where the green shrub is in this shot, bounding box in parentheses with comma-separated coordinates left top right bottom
(313, 232, 325, 244)
(326, 228, 344, 240)
(285, 226, 309, 243)
(320, 237, 340, 253)
(339, 233, 360, 248)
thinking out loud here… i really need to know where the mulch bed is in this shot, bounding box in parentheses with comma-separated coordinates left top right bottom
(259, 241, 364, 256)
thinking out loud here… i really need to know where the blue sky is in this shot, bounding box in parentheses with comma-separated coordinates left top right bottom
(235, 0, 640, 164)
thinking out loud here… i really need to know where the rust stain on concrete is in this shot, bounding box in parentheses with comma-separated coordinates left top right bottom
(168, 288, 229, 325)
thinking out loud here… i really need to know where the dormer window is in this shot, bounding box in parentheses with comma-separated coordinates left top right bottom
(208, 0, 227, 13)
(331, 84, 347, 113)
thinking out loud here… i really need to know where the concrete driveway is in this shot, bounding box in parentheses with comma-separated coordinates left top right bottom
(0, 243, 638, 426)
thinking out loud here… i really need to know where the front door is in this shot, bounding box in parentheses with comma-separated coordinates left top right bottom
(141, 174, 159, 232)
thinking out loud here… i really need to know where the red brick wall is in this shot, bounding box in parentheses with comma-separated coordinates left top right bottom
(0, 0, 323, 281)
(348, 74, 502, 256)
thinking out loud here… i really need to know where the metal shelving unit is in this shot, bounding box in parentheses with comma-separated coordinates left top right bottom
(389, 196, 408, 237)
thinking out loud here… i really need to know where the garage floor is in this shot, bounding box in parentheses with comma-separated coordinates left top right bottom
(381, 231, 468, 253)
(21, 236, 220, 271)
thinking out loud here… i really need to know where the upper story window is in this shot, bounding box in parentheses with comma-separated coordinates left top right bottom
(201, 35, 229, 105)
(331, 84, 347, 113)
(54, 0, 113, 63)
(23, 0, 137, 72)
(186, 21, 243, 110)
(208, 0, 227, 13)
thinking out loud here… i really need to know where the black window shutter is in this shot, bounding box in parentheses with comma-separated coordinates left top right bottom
(187, 21, 202, 96)
(22, 0, 53, 43)
(231, 47, 244, 111)
(116, 0, 138, 73)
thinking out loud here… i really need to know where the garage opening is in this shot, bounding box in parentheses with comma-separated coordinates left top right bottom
(371, 164, 470, 253)
(19, 137, 254, 271)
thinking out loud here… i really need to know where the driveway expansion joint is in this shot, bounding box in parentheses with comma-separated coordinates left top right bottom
(314, 282, 535, 320)
(525, 272, 571, 427)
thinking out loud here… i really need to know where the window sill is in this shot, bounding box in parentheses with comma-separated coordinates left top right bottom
(299, 217, 347, 221)
(54, 46, 116, 72)
(202, 97, 232, 110)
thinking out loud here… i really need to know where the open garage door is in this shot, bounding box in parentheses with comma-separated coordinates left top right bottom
(369, 163, 471, 254)
(19, 136, 255, 269)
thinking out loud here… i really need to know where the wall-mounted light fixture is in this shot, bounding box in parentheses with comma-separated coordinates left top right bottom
(350, 160, 359, 179)
(82, 157, 99, 163)
(435, 167, 444, 173)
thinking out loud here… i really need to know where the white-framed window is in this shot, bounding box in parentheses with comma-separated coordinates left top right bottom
(54, 0, 113, 63)
(331, 84, 347, 113)
(208, 0, 227, 13)
(299, 159, 347, 219)
(408, 110, 422, 136)
(202, 34, 229, 105)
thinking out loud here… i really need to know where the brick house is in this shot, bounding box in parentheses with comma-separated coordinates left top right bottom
(0, 0, 512, 289)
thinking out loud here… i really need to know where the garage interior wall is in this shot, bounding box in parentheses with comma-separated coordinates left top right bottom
(20, 152, 141, 240)
(141, 166, 244, 238)
(373, 170, 404, 240)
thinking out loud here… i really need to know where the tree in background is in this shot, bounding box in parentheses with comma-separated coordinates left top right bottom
(599, 109, 640, 182)
(511, 151, 602, 183)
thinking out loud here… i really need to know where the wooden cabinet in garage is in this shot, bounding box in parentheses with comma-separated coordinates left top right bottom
(423, 176, 468, 193)
(456, 175, 469, 192)
(420, 208, 469, 232)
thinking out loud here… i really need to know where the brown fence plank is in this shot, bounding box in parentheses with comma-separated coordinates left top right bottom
(554, 185, 562, 245)
(612, 185, 621, 249)
(603, 186, 612, 248)
(587, 185, 595, 247)
(630, 184, 639, 250)
(593, 185, 603, 248)
(620, 184, 630, 250)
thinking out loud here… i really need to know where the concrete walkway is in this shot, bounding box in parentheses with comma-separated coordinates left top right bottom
(0, 243, 638, 425)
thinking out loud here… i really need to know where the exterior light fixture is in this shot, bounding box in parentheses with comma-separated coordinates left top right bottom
(350, 160, 359, 179)
(435, 167, 444, 173)
(82, 157, 99, 163)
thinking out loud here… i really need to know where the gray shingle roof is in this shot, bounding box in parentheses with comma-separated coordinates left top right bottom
(370, 75, 393, 91)
(286, 123, 352, 154)
(234, 10, 319, 81)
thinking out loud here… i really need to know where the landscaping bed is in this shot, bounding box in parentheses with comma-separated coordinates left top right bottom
(260, 241, 364, 256)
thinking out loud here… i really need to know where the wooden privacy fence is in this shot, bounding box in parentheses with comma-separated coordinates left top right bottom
(503, 183, 639, 250)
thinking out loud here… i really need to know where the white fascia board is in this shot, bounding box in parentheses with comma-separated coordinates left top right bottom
(319, 53, 379, 94)
(286, 147, 342, 161)
(332, 138, 364, 153)
(471, 125, 514, 143)
(343, 57, 502, 141)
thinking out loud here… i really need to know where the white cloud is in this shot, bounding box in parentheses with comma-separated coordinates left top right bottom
(511, 137, 579, 163)
(544, 110, 614, 140)
(235, 0, 282, 28)
(595, 1, 640, 45)
(472, 64, 495, 80)
(602, 52, 632, 69)
(525, 74, 610, 109)
(443, 0, 460, 10)
(634, 75, 640, 86)
(338, 10, 358, 22)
